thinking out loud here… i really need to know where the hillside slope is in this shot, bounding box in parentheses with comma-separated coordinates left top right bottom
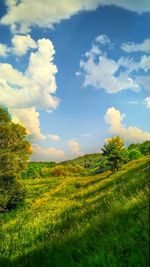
(0, 157, 149, 267)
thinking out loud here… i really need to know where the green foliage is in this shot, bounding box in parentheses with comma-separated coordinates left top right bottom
(0, 157, 149, 267)
(128, 149, 142, 160)
(128, 141, 150, 156)
(101, 136, 127, 171)
(128, 143, 140, 151)
(0, 107, 11, 123)
(22, 166, 39, 179)
(88, 157, 109, 175)
(42, 164, 87, 177)
(22, 162, 56, 178)
(61, 153, 102, 169)
(139, 141, 150, 155)
(0, 107, 31, 211)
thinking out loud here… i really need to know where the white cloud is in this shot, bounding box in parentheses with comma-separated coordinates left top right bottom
(95, 34, 111, 45)
(31, 144, 65, 162)
(105, 107, 150, 143)
(78, 35, 150, 94)
(129, 101, 139, 105)
(79, 36, 139, 93)
(122, 39, 150, 53)
(1, 35, 37, 57)
(68, 139, 83, 157)
(11, 34, 37, 56)
(0, 37, 59, 141)
(0, 38, 59, 110)
(48, 134, 61, 141)
(118, 55, 150, 73)
(145, 97, 150, 109)
(1, 0, 150, 33)
(11, 107, 46, 140)
(0, 43, 9, 57)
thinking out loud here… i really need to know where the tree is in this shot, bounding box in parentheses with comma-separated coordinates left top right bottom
(128, 149, 142, 160)
(0, 107, 32, 211)
(128, 143, 140, 151)
(101, 136, 127, 171)
(139, 141, 150, 155)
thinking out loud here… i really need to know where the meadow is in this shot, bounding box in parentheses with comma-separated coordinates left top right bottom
(0, 156, 149, 267)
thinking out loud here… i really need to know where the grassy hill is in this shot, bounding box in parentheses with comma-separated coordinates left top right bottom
(0, 156, 149, 267)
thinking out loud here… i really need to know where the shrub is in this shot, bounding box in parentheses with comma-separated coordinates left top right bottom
(128, 149, 142, 160)
(41, 164, 87, 177)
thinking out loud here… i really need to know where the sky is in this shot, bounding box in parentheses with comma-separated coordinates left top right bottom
(0, 0, 150, 161)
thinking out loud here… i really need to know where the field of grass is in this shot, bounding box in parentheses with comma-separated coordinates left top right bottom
(0, 157, 149, 267)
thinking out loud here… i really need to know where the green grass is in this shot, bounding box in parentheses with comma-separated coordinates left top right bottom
(0, 157, 149, 267)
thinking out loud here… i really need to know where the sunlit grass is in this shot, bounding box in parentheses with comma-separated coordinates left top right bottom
(0, 157, 149, 267)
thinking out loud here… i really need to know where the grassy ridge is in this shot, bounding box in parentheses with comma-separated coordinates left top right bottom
(0, 157, 149, 267)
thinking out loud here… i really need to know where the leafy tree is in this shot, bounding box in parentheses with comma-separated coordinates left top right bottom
(128, 149, 142, 160)
(128, 143, 140, 151)
(0, 107, 32, 211)
(139, 141, 150, 155)
(101, 136, 127, 171)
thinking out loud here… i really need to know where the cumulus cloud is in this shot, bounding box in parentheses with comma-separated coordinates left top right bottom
(78, 35, 150, 94)
(11, 34, 37, 56)
(0, 38, 59, 110)
(122, 39, 150, 53)
(11, 107, 46, 140)
(31, 144, 65, 162)
(1, 0, 150, 33)
(0, 43, 9, 57)
(68, 139, 83, 157)
(105, 107, 150, 143)
(0, 36, 59, 142)
(48, 134, 61, 141)
(0, 34, 37, 57)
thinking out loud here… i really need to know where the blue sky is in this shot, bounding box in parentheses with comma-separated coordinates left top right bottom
(0, 0, 150, 161)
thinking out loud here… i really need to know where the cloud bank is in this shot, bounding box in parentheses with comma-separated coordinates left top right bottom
(1, 0, 150, 33)
(31, 144, 65, 162)
(105, 107, 150, 143)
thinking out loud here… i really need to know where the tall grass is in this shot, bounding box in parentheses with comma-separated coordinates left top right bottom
(0, 157, 149, 267)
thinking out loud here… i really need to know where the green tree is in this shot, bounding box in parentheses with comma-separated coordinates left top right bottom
(101, 136, 127, 171)
(128, 149, 142, 160)
(139, 141, 150, 155)
(0, 107, 32, 211)
(128, 143, 140, 151)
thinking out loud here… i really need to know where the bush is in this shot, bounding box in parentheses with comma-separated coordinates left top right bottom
(128, 149, 142, 160)
(22, 166, 39, 179)
(41, 164, 87, 177)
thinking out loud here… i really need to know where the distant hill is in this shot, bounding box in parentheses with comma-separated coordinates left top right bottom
(60, 153, 102, 168)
